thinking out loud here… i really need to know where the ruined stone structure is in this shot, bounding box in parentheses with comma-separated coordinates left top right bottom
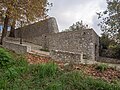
(14, 17, 59, 46)
(4, 17, 99, 64)
(47, 29, 99, 63)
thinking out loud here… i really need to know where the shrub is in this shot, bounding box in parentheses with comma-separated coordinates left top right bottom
(108, 44, 120, 58)
(95, 64, 108, 72)
(0, 48, 13, 68)
(100, 44, 120, 59)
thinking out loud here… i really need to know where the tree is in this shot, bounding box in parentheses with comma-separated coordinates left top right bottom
(0, 11, 9, 44)
(100, 33, 113, 49)
(97, 0, 120, 42)
(0, 0, 51, 44)
(63, 20, 89, 32)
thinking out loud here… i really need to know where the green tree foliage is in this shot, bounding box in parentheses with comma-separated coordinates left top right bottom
(98, 0, 120, 58)
(63, 21, 89, 32)
(97, 0, 120, 42)
(100, 33, 114, 49)
(100, 33, 120, 58)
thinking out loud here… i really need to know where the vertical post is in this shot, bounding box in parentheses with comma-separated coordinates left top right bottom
(20, 21, 23, 44)
(81, 52, 83, 63)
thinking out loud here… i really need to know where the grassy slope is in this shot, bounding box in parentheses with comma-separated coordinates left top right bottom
(0, 48, 120, 90)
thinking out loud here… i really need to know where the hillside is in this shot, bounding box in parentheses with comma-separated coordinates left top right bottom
(0, 47, 120, 90)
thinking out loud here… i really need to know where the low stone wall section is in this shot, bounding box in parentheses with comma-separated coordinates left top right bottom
(50, 50, 96, 64)
(3, 41, 31, 54)
(98, 57, 120, 64)
(4, 37, 24, 42)
(50, 50, 81, 64)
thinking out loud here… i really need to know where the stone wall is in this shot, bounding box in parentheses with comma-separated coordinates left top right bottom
(15, 17, 59, 46)
(91, 30, 99, 61)
(46, 29, 99, 61)
(50, 50, 82, 64)
(4, 37, 23, 42)
(50, 50, 97, 64)
(7, 17, 99, 63)
(3, 41, 31, 54)
(98, 57, 120, 64)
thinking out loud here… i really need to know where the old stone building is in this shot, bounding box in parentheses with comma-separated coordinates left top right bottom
(47, 29, 99, 64)
(4, 17, 99, 64)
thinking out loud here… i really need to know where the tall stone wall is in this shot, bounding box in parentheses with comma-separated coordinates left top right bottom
(44, 29, 99, 61)
(11, 17, 99, 63)
(15, 17, 59, 46)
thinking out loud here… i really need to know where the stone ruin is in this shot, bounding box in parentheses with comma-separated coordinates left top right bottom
(3, 17, 99, 64)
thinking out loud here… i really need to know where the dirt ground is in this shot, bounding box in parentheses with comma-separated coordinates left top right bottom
(26, 53, 120, 82)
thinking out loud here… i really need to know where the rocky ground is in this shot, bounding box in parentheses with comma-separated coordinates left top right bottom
(26, 53, 120, 82)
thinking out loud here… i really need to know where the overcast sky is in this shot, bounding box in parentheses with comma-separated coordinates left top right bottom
(48, 0, 107, 35)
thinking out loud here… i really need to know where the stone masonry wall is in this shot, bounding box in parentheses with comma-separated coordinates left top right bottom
(15, 17, 59, 46)
(50, 50, 82, 64)
(10, 17, 99, 63)
(3, 41, 31, 54)
(50, 50, 97, 64)
(45, 29, 99, 61)
(98, 57, 120, 64)
(91, 30, 99, 61)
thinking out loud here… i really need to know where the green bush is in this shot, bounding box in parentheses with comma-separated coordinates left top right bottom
(108, 44, 120, 58)
(95, 64, 108, 72)
(0, 48, 13, 68)
(0, 48, 29, 90)
(100, 44, 120, 59)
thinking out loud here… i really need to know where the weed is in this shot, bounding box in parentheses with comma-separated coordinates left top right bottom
(95, 64, 108, 72)
(40, 48, 49, 52)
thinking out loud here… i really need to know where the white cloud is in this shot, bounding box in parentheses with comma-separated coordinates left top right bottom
(48, 0, 107, 35)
